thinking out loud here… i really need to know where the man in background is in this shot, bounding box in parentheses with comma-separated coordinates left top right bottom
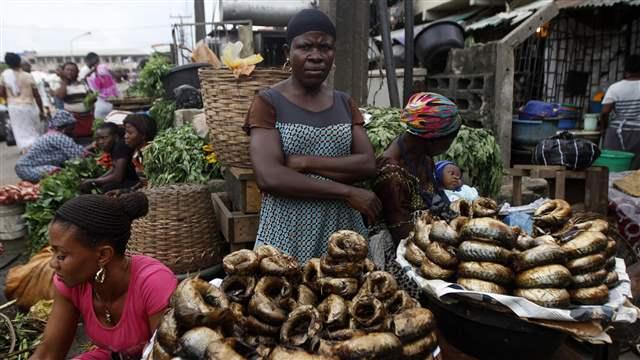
(601, 54, 640, 169)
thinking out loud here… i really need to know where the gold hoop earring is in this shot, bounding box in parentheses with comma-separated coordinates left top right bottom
(95, 267, 106, 284)
(282, 59, 292, 73)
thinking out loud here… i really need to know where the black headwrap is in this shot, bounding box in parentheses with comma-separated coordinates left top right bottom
(286, 8, 336, 44)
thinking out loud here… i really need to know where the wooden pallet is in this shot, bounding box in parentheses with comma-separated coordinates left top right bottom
(509, 165, 609, 215)
(211, 192, 258, 247)
(224, 167, 261, 214)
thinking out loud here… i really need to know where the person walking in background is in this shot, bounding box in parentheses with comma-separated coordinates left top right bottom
(49, 65, 65, 110)
(0, 52, 45, 151)
(23, 60, 53, 121)
(84, 52, 119, 119)
(601, 54, 640, 169)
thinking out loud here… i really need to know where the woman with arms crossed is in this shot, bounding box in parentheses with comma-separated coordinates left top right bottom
(245, 9, 381, 263)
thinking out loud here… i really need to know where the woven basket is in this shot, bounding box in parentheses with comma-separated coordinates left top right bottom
(128, 184, 224, 274)
(200, 68, 290, 168)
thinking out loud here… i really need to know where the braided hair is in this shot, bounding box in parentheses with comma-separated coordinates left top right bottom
(53, 192, 148, 254)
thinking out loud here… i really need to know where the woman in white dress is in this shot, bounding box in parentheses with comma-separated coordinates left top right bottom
(0, 52, 45, 151)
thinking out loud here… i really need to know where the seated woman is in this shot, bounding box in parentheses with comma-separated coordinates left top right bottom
(371, 92, 460, 294)
(29, 192, 177, 360)
(80, 123, 139, 193)
(15, 110, 85, 182)
(123, 113, 157, 184)
(435, 160, 479, 202)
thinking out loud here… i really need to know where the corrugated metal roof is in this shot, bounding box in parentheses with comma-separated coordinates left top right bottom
(558, 0, 640, 8)
(465, 0, 552, 31)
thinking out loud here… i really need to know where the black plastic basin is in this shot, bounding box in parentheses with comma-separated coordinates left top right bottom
(415, 20, 464, 74)
(162, 62, 213, 99)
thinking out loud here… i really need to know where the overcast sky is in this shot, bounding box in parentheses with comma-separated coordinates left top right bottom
(0, 0, 219, 55)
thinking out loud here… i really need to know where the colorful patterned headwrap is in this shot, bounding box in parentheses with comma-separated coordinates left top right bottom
(400, 92, 460, 139)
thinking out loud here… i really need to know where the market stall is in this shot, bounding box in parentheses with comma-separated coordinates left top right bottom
(395, 197, 639, 358)
(144, 231, 441, 359)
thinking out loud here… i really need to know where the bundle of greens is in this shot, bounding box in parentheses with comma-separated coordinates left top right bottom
(128, 53, 171, 98)
(24, 158, 106, 254)
(149, 98, 176, 133)
(143, 126, 222, 186)
(438, 125, 503, 197)
(362, 107, 404, 156)
(0, 311, 46, 360)
(82, 92, 98, 110)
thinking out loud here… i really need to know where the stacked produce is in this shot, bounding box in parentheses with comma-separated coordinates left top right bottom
(0, 181, 39, 205)
(512, 241, 571, 307)
(151, 230, 439, 360)
(457, 202, 515, 295)
(401, 197, 621, 309)
(535, 201, 612, 305)
(404, 212, 458, 281)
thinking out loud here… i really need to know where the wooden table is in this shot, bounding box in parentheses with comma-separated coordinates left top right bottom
(509, 165, 609, 215)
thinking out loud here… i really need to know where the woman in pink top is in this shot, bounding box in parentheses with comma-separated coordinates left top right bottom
(84, 52, 119, 119)
(29, 192, 177, 360)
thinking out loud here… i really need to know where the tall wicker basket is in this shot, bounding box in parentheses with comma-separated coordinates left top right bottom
(199, 68, 290, 168)
(128, 184, 224, 274)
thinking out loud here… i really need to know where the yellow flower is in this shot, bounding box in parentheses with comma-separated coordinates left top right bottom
(202, 144, 214, 153)
(206, 153, 218, 164)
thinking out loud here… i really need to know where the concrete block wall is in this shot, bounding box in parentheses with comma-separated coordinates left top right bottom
(426, 73, 494, 126)
(425, 42, 512, 167)
(425, 43, 499, 130)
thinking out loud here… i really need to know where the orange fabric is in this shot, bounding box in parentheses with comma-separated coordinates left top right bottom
(5, 247, 56, 309)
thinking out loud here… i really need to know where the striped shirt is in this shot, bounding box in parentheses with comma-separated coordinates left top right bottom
(603, 80, 640, 130)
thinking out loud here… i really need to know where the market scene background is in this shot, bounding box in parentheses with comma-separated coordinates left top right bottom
(1, 0, 640, 359)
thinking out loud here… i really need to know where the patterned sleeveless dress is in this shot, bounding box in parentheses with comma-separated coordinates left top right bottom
(245, 88, 368, 263)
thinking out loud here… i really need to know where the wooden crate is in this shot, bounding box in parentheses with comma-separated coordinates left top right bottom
(509, 165, 609, 215)
(211, 192, 259, 244)
(224, 167, 262, 214)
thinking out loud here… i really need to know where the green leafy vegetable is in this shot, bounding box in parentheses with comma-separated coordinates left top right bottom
(143, 126, 222, 186)
(128, 53, 171, 98)
(83, 91, 98, 110)
(363, 106, 404, 156)
(149, 99, 176, 133)
(91, 117, 105, 135)
(24, 157, 106, 254)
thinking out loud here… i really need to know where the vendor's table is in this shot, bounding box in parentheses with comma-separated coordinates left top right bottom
(509, 165, 609, 215)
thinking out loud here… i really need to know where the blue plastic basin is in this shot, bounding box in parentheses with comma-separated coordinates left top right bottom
(512, 118, 560, 147)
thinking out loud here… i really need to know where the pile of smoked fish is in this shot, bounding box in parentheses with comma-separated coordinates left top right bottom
(403, 197, 620, 308)
(151, 230, 438, 360)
